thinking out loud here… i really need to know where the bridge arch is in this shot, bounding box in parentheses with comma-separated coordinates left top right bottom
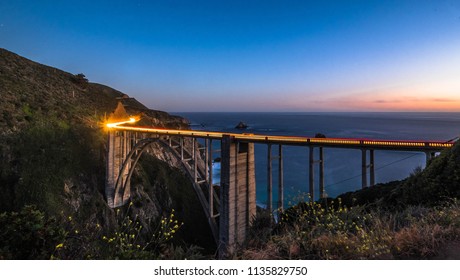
(112, 138, 160, 207)
(106, 129, 258, 257)
(107, 133, 220, 242)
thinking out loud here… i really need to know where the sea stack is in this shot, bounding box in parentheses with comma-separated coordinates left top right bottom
(235, 121, 248, 129)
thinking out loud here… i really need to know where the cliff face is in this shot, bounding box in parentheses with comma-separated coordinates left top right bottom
(0, 48, 212, 257)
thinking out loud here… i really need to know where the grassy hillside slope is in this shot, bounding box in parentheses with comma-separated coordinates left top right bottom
(0, 48, 212, 259)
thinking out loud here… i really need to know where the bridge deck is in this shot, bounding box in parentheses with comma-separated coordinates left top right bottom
(111, 124, 454, 152)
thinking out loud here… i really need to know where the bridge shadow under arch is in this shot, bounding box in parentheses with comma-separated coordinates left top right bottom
(112, 136, 219, 242)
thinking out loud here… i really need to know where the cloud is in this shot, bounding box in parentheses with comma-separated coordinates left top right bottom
(373, 99, 402, 104)
(430, 98, 458, 102)
(402, 97, 458, 103)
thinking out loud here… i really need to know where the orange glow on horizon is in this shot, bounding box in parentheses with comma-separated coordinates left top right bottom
(302, 90, 460, 112)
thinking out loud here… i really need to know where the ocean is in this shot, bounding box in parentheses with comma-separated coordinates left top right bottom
(176, 112, 460, 208)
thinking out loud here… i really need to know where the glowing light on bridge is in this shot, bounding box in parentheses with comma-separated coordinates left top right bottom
(105, 118, 455, 150)
(106, 116, 138, 128)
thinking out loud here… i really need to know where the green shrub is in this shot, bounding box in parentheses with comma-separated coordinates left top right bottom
(8, 116, 104, 214)
(276, 199, 392, 259)
(100, 204, 183, 259)
(0, 205, 67, 259)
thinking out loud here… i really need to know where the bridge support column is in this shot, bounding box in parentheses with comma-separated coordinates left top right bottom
(278, 145, 284, 211)
(369, 149, 375, 187)
(267, 145, 284, 214)
(362, 149, 367, 189)
(193, 138, 197, 182)
(319, 147, 325, 199)
(267, 144, 273, 214)
(309, 147, 314, 201)
(425, 151, 436, 166)
(362, 149, 376, 189)
(219, 136, 256, 258)
(180, 138, 184, 160)
(309, 146, 325, 201)
(208, 139, 214, 217)
(106, 130, 132, 208)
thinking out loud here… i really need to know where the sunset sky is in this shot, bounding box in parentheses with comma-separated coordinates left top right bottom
(1, 0, 460, 112)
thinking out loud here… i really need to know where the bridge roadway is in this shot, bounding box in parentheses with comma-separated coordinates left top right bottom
(109, 122, 454, 151)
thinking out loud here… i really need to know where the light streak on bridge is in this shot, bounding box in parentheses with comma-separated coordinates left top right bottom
(107, 121, 454, 151)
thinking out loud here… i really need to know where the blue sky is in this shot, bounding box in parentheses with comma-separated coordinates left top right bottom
(1, 0, 460, 112)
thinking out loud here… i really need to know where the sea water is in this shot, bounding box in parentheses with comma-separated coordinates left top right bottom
(176, 112, 460, 208)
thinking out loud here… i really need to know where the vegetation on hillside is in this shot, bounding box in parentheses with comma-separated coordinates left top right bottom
(239, 198, 460, 259)
(0, 48, 213, 259)
(0, 203, 206, 260)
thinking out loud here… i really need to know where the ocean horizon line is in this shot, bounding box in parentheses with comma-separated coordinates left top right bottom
(172, 111, 460, 114)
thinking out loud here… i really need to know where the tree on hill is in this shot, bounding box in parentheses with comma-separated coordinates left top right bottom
(73, 73, 88, 88)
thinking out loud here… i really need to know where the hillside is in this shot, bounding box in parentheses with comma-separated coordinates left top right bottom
(0, 48, 213, 259)
(0, 48, 186, 134)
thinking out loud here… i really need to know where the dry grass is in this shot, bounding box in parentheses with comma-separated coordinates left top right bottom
(392, 223, 446, 258)
(238, 199, 460, 260)
(239, 243, 281, 260)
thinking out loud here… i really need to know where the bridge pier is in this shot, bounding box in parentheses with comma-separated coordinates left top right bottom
(267, 144, 273, 214)
(219, 135, 256, 258)
(278, 145, 284, 211)
(208, 139, 214, 217)
(361, 149, 367, 189)
(425, 151, 436, 166)
(361, 149, 375, 189)
(319, 147, 325, 199)
(370, 149, 375, 186)
(267, 144, 285, 214)
(309, 146, 325, 201)
(106, 130, 133, 208)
